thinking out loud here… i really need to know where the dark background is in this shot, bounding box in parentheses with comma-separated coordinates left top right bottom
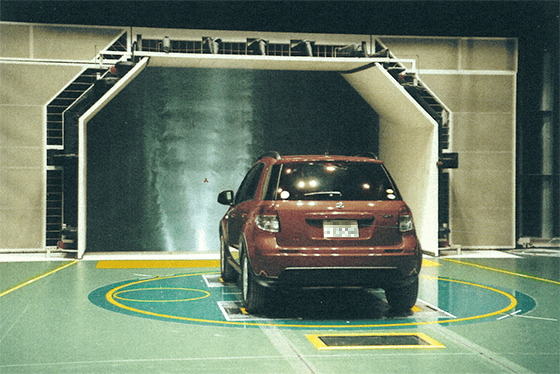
(1, 1, 557, 39)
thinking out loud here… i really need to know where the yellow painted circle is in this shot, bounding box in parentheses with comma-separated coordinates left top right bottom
(113, 287, 210, 303)
(105, 272, 518, 328)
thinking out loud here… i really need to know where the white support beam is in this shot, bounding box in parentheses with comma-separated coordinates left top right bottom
(342, 63, 440, 255)
(77, 57, 149, 259)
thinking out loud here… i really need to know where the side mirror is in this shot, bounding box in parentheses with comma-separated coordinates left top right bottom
(217, 190, 234, 205)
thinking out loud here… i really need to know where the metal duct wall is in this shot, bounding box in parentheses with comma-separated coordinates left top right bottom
(86, 67, 378, 252)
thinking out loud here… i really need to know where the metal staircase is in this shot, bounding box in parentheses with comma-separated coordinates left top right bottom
(373, 39, 456, 248)
(373, 40, 451, 150)
(46, 67, 112, 253)
(46, 68, 110, 148)
(44, 32, 130, 254)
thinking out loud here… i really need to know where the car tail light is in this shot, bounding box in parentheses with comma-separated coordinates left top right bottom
(255, 215, 280, 232)
(398, 207, 414, 232)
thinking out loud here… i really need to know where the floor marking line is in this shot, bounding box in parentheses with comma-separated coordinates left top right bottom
(96, 260, 219, 269)
(426, 324, 536, 374)
(514, 315, 558, 321)
(510, 314, 557, 322)
(0, 355, 303, 369)
(0, 305, 30, 345)
(261, 326, 318, 374)
(0, 260, 78, 298)
(3, 352, 557, 369)
(497, 309, 522, 320)
(101, 273, 518, 328)
(113, 287, 210, 302)
(443, 258, 560, 285)
(416, 298, 457, 318)
(422, 259, 440, 267)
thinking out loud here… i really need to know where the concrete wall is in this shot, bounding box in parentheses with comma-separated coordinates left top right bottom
(380, 36, 517, 248)
(0, 23, 124, 251)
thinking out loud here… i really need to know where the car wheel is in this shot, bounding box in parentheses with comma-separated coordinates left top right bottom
(220, 235, 238, 282)
(240, 247, 267, 314)
(384, 278, 419, 312)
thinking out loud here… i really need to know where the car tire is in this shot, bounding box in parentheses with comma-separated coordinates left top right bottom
(220, 235, 238, 282)
(384, 278, 419, 312)
(240, 247, 267, 314)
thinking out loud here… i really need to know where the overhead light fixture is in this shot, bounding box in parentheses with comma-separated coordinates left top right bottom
(203, 37, 222, 54)
(336, 42, 367, 57)
(162, 36, 171, 53)
(247, 38, 268, 55)
(291, 40, 314, 56)
(370, 47, 389, 58)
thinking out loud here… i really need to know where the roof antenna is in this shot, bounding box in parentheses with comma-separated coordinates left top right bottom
(325, 138, 331, 155)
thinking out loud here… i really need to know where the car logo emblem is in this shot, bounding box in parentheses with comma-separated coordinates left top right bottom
(336, 202, 344, 209)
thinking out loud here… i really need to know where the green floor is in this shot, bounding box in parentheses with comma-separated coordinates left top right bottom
(1, 252, 559, 374)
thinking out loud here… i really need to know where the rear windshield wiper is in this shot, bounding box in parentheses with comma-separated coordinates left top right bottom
(304, 191, 342, 197)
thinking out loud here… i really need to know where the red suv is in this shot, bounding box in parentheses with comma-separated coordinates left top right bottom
(218, 152, 422, 313)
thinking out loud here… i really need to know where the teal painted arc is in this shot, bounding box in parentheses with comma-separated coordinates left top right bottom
(88, 272, 535, 329)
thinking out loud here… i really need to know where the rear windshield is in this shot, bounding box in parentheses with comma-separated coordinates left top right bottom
(265, 161, 400, 201)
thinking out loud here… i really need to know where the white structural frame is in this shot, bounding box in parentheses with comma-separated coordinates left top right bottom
(77, 57, 149, 259)
(74, 54, 441, 257)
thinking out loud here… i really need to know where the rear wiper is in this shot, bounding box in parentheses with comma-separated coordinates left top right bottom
(304, 191, 342, 197)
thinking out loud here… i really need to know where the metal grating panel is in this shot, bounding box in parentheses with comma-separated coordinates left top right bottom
(307, 332, 445, 350)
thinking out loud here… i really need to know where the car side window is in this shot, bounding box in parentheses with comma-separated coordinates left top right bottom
(234, 163, 265, 205)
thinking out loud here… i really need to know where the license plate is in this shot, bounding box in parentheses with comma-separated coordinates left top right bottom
(323, 220, 359, 238)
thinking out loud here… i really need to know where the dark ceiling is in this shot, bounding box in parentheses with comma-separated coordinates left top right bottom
(1, 1, 558, 42)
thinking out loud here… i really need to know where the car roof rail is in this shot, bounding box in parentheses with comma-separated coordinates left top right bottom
(354, 152, 378, 159)
(256, 151, 282, 161)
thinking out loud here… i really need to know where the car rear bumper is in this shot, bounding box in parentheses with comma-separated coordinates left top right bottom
(252, 265, 419, 290)
(281, 266, 418, 287)
(250, 250, 421, 290)
(245, 230, 421, 290)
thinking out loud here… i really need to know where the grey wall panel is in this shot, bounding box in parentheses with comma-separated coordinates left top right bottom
(0, 169, 44, 249)
(86, 67, 378, 252)
(459, 38, 517, 71)
(0, 64, 83, 105)
(0, 146, 43, 168)
(0, 99, 45, 250)
(382, 37, 517, 249)
(0, 24, 30, 58)
(422, 74, 516, 113)
(422, 74, 516, 248)
(379, 37, 461, 71)
(451, 112, 515, 152)
(0, 105, 44, 147)
(33, 25, 124, 61)
(380, 37, 516, 72)
(0, 62, 82, 251)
